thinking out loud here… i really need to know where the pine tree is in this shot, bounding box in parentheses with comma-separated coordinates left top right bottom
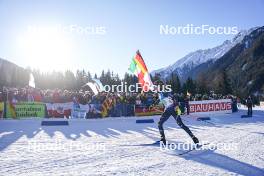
(167, 73, 181, 93)
(182, 77, 196, 95)
(196, 72, 209, 94)
(218, 70, 232, 95)
(64, 70, 76, 90)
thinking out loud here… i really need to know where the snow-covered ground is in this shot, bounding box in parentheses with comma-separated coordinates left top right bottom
(0, 108, 264, 176)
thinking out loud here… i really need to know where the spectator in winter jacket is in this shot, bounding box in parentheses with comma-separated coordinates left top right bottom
(246, 96, 253, 116)
(185, 97, 190, 115)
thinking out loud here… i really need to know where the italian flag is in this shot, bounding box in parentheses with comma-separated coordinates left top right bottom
(129, 50, 154, 91)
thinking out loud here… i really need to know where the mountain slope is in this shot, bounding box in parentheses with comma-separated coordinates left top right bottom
(152, 27, 257, 80)
(201, 26, 264, 95)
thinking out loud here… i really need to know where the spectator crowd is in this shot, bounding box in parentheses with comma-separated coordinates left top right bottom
(0, 86, 244, 118)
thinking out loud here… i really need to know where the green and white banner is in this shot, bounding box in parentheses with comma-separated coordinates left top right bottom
(6, 102, 45, 118)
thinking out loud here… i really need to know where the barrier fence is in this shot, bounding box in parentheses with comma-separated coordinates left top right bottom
(0, 101, 161, 119)
(0, 99, 235, 119)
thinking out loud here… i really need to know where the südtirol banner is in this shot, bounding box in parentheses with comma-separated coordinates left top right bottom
(46, 102, 72, 117)
(189, 99, 232, 115)
(6, 102, 45, 118)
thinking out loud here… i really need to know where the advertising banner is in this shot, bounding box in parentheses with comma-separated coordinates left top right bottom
(6, 102, 45, 118)
(189, 99, 232, 115)
(0, 102, 4, 118)
(46, 102, 73, 117)
(135, 105, 164, 116)
(71, 108, 87, 118)
(260, 101, 264, 108)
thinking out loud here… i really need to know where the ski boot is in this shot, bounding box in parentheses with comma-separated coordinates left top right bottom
(192, 136, 199, 144)
(160, 137, 166, 145)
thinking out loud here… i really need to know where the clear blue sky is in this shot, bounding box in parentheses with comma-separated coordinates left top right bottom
(0, 0, 263, 77)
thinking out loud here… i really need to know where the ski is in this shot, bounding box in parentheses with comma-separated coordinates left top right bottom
(175, 142, 210, 156)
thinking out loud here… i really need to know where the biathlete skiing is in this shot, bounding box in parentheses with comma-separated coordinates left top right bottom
(153, 94, 199, 145)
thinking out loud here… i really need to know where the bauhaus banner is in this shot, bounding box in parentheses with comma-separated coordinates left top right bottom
(189, 99, 232, 114)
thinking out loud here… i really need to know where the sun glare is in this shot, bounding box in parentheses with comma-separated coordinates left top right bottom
(17, 28, 74, 71)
